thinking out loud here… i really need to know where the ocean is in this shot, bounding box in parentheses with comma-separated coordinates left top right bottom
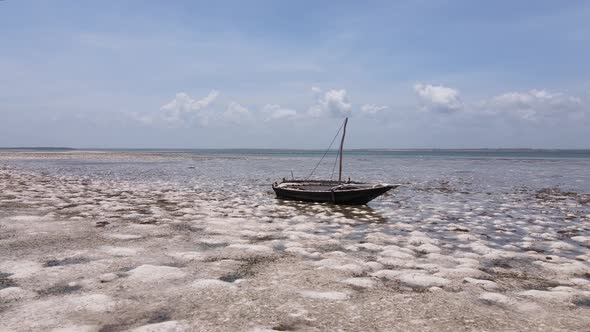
(3, 148, 590, 194)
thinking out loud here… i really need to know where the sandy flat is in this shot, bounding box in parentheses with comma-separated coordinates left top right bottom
(1, 158, 590, 331)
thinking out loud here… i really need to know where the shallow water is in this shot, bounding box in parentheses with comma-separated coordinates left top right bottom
(3, 150, 590, 258)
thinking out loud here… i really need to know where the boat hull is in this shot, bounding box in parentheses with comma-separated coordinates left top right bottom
(272, 182, 398, 205)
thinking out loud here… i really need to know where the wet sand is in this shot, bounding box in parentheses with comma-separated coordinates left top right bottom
(1, 155, 590, 331)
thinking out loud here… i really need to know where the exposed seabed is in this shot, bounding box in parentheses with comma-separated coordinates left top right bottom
(1, 161, 590, 331)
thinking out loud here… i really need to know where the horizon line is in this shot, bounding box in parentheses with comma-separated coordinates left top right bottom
(2, 147, 590, 151)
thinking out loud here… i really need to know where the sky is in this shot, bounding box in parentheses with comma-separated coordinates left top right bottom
(1, 0, 589, 149)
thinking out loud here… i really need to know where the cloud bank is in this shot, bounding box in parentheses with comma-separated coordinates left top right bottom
(483, 89, 584, 121)
(131, 85, 587, 136)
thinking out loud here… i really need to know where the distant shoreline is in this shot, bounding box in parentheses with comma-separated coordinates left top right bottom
(2, 147, 590, 152)
(0, 147, 76, 151)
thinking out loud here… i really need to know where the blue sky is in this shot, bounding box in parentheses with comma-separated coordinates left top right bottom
(1, 0, 589, 148)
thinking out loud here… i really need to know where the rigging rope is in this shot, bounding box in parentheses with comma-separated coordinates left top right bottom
(307, 121, 345, 180)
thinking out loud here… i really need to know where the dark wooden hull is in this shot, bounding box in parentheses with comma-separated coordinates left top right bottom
(272, 182, 398, 205)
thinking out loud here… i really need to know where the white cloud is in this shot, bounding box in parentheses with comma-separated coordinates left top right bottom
(361, 104, 388, 115)
(130, 90, 219, 127)
(263, 104, 298, 121)
(414, 83, 462, 113)
(223, 102, 251, 123)
(155, 90, 219, 126)
(160, 90, 219, 123)
(308, 87, 352, 118)
(484, 89, 583, 121)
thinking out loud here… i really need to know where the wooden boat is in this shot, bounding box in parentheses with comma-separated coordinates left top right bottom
(272, 118, 399, 205)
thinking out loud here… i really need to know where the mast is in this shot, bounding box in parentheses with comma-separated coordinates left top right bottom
(338, 117, 348, 183)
